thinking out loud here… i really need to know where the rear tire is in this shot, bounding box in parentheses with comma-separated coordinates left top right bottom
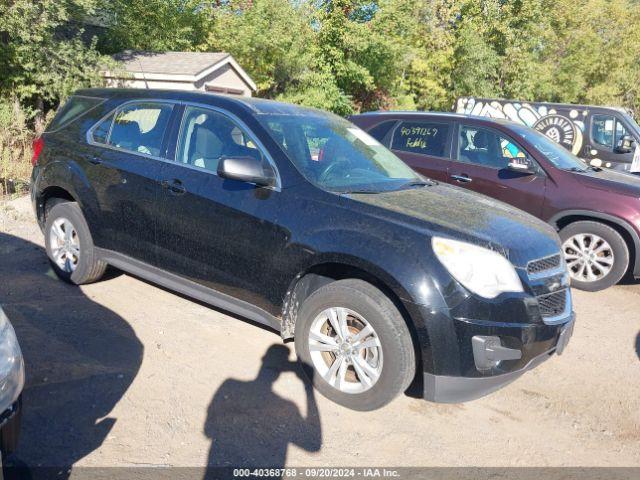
(559, 221, 629, 292)
(44, 201, 107, 285)
(294, 279, 415, 411)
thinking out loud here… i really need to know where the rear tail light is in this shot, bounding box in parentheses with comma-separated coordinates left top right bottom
(31, 137, 44, 166)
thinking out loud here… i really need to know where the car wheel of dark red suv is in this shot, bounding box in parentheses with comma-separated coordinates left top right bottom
(560, 221, 629, 291)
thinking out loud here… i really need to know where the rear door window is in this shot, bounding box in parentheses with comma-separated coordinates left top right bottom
(90, 102, 174, 157)
(390, 121, 450, 157)
(91, 113, 114, 144)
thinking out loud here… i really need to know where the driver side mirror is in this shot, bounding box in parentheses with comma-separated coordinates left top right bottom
(615, 135, 635, 154)
(217, 156, 275, 187)
(506, 156, 537, 175)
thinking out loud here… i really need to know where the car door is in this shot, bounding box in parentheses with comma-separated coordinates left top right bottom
(584, 113, 636, 171)
(86, 100, 175, 265)
(447, 123, 547, 217)
(154, 104, 289, 313)
(385, 119, 453, 181)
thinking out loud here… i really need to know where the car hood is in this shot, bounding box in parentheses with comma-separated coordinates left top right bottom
(345, 183, 560, 268)
(573, 168, 640, 197)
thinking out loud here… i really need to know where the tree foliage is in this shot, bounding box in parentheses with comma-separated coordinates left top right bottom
(2, 0, 640, 118)
(0, 0, 109, 113)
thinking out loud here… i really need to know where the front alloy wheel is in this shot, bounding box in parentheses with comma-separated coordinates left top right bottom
(308, 307, 383, 394)
(295, 279, 415, 411)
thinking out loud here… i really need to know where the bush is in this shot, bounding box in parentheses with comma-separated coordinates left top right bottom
(0, 98, 37, 196)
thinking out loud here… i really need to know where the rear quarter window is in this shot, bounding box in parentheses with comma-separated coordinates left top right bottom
(47, 96, 105, 131)
(390, 120, 450, 157)
(365, 120, 398, 147)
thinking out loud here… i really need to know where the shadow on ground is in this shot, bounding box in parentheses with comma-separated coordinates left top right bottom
(0, 232, 144, 477)
(204, 344, 321, 475)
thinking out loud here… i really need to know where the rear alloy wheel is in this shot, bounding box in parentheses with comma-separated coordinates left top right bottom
(295, 279, 415, 411)
(49, 217, 81, 273)
(559, 221, 629, 292)
(44, 201, 107, 285)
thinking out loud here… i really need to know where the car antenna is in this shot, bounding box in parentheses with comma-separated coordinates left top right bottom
(136, 56, 150, 89)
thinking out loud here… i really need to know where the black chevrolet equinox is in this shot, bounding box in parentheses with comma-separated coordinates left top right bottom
(30, 89, 575, 410)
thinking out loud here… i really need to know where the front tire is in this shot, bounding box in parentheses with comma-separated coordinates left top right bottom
(559, 221, 629, 291)
(294, 279, 415, 411)
(44, 201, 107, 285)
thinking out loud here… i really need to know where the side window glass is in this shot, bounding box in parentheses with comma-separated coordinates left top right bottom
(391, 121, 449, 157)
(177, 106, 265, 174)
(614, 120, 628, 146)
(367, 120, 397, 147)
(458, 126, 525, 169)
(108, 103, 173, 157)
(91, 113, 113, 144)
(591, 115, 615, 148)
(500, 138, 527, 159)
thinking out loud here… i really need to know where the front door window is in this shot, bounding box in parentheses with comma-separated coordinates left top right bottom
(176, 106, 266, 174)
(457, 126, 527, 169)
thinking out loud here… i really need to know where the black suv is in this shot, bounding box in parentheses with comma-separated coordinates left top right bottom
(31, 89, 574, 410)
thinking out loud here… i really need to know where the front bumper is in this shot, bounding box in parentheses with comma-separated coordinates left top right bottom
(424, 316, 574, 403)
(403, 284, 575, 404)
(0, 397, 22, 455)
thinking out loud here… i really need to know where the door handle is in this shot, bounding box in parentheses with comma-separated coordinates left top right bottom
(161, 179, 186, 195)
(451, 174, 472, 183)
(88, 156, 102, 165)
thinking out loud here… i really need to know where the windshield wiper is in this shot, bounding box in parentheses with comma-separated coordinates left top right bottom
(338, 189, 382, 194)
(394, 179, 435, 190)
(563, 167, 588, 173)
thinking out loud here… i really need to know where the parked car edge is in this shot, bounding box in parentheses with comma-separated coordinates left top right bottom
(350, 111, 640, 292)
(0, 306, 24, 459)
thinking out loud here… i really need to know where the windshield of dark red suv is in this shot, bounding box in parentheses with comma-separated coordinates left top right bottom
(258, 113, 422, 193)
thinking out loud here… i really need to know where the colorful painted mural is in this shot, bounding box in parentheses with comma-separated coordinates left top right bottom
(456, 97, 588, 156)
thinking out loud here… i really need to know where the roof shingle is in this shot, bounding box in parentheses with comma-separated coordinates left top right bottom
(112, 51, 230, 77)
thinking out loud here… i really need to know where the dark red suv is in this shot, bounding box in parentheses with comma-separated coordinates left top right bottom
(350, 112, 640, 291)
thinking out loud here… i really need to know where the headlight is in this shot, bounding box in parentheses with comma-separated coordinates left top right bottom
(432, 237, 523, 299)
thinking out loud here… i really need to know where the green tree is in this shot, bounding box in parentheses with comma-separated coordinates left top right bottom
(204, 0, 354, 114)
(100, 0, 210, 54)
(0, 0, 109, 117)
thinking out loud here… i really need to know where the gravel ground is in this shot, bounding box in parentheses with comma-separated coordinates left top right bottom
(0, 195, 639, 472)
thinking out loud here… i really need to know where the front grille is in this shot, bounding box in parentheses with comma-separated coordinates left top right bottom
(527, 254, 562, 276)
(537, 289, 567, 318)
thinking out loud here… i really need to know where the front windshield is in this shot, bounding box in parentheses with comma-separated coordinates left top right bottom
(257, 112, 422, 193)
(511, 124, 589, 171)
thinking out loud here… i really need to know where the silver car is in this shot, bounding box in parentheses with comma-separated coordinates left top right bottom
(0, 306, 24, 458)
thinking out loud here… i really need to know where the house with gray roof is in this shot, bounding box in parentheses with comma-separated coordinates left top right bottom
(103, 51, 257, 97)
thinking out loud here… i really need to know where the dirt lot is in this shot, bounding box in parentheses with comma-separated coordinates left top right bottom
(0, 195, 639, 472)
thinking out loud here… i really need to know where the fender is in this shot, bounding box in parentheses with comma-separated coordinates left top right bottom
(36, 159, 101, 236)
(280, 226, 448, 335)
(548, 209, 640, 276)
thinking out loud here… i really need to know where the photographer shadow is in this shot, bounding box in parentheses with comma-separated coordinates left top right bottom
(204, 344, 321, 477)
